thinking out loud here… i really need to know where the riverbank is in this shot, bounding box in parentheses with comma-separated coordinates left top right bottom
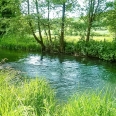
(0, 35, 116, 61)
(0, 69, 116, 116)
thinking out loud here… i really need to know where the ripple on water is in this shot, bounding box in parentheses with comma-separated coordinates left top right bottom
(1, 51, 116, 101)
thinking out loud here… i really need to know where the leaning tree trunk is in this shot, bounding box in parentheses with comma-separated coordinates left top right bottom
(27, 0, 46, 52)
(29, 22, 46, 51)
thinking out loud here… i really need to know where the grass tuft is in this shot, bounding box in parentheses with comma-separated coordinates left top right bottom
(60, 91, 116, 116)
(0, 69, 56, 116)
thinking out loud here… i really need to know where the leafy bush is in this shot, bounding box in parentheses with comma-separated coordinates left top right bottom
(75, 40, 116, 61)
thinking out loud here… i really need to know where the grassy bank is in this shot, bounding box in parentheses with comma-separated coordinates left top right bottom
(75, 40, 116, 61)
(0, 35, 41, 52)
(65, 37, 116, 61)
(0, 69, 116, 116)
(0, 69, 56, 116)
(61, 91, 116, 116)
(0, 35, 116, 61)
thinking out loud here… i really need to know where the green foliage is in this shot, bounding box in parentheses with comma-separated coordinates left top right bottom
(65, 41, 76, 54)
(75, 40, 116, 61)
(102, 1, 116, 37)
(0, 0, 21, 35)
(0, 35, 41, 51)
(0, 69, 116, 116)
(60, 91, 116, 116)
(0, 69, 56, 116)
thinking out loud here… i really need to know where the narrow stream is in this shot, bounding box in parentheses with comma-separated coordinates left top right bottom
(0, 49, 116, 101)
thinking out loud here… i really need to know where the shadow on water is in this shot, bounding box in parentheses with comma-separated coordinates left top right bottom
(0, 48, 116, 101)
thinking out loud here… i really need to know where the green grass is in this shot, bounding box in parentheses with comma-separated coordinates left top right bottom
(0, 35, 41, 51)
(65, 35, 113, 43)
(0, 68, 116, 116)
(0, 69, 56, 116)
(60, 91, 116, 116)
(0, 34, 113, 51)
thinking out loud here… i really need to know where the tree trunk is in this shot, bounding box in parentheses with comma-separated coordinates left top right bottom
(86, 22, 92, 42)
(27, 0, 46, 52)
(47, 0, 52, 44)
(29, 22, 46, 51)
(60, 2, 65, 53)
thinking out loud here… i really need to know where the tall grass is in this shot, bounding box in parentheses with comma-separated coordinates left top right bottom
(0, 35, 41, 51)
(0, 68, 116, 116)
(60, 90, 116, 116)
(0, 69, 56, 116)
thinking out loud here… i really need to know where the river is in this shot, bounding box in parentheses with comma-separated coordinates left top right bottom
(0, 49, 116, 101)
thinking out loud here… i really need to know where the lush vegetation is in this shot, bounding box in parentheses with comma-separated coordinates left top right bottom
(0, 0, 116, 115)
(1, 35, 116, 61)
(0, 0, 116, 54)
(0, 68, 56, 116)
(75, 39, 116, 61)
(0, 35, 41, 52)
(0, 0, 116, 61)
(0, 69, 116, 116)
(61, 91, 116, 116)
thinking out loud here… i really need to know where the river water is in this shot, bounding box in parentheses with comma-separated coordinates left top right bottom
(0, 49, 116, 101)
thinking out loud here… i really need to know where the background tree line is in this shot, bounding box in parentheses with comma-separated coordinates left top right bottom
(0, 0, 115, 52)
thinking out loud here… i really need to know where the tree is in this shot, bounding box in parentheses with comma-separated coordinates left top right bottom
(46, 0, 52, 45)
(51, 0, 76, 52)
(60, 2, 66, 52)
(104, 1, 116, 38)
(0, 0, 20, 36)
(78, 0, 109, 42)
(26, 0, 46, 52)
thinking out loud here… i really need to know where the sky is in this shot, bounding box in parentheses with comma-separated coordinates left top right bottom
(21, 0, 114, 18)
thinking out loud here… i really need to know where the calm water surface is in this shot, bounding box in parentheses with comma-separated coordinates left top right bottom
(0, 49, 116, 101)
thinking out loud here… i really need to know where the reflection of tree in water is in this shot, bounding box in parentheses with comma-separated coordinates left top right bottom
(0, 49, 28, 62)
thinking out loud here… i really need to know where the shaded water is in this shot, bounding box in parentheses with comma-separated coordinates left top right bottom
(0, 49, 116, 101)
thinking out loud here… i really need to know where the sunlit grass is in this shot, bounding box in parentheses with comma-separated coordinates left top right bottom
(60, 90, 116, 116)
(65, 35, 113, 43)
(0, 68, 116, 116)
(0, 35, 41, 51)
(92, 36, 113, 42)
(0, 69, 56, 116)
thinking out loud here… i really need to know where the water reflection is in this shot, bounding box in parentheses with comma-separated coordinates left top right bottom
(0, 49, 116, 101)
